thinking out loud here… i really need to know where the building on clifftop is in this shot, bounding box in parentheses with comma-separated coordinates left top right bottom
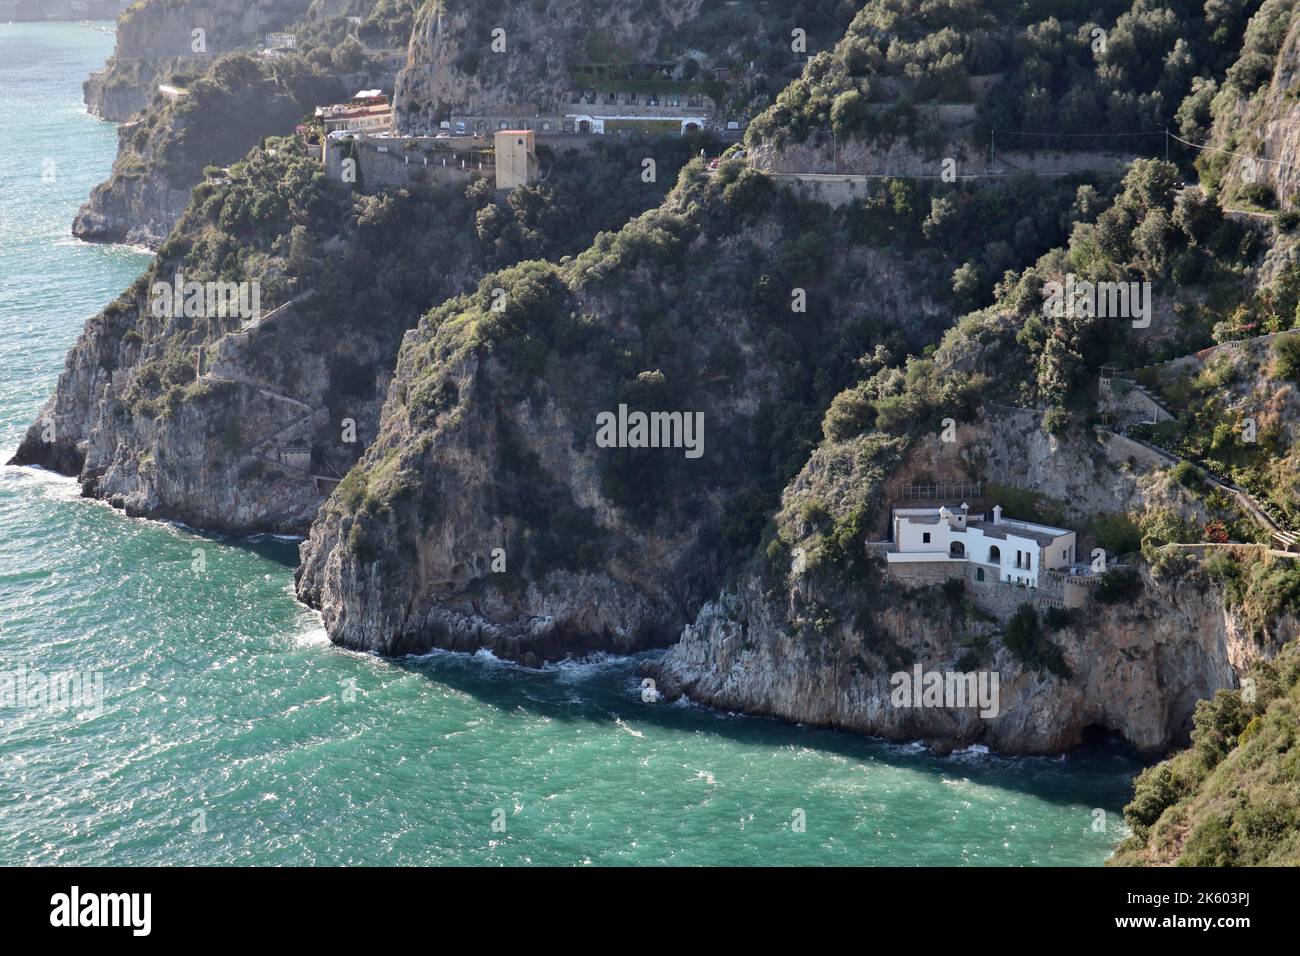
(886, 504, 1077, 589)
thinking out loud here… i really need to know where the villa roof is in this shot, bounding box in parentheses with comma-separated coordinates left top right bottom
(966, 519, 1068, 547)
(893, 506, 1072, 547)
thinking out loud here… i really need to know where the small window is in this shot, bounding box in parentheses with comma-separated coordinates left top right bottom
(976, 568, 985, 582)
(922, 532, 931, 543)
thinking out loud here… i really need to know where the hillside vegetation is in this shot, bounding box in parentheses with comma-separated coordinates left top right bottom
(1111, 639, 1300, 865)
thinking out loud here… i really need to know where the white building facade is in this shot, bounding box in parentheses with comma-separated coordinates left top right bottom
(886, 504, 1077, 588)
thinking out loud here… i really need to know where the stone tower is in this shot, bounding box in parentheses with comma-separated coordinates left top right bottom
(494, 129, 539, 190)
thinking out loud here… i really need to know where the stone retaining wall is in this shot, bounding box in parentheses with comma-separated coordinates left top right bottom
(882, 557, 1070, 621)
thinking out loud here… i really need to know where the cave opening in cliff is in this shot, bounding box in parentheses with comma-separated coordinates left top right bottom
(1079, 723, 1121, 747)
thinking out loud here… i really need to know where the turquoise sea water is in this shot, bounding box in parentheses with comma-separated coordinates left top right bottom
(0, 22, 1143, 866)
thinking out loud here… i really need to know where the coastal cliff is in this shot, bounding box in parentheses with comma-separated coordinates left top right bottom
(1110, 639, 1300, 865)
(14, 143, 481, 534)
(15, 134, 711, 533)
(652, 406, 1295, 755)
(294, 162, 1085, 665)
(656, 562, 1275, 755)
(1198, 0, 1300, 207)
(0, 0, 129, 20)
(76, 0, 416, 246)
(24, 0, 1300, 769)
(83, 0, 315, 121)
(74, 53, 351, 248)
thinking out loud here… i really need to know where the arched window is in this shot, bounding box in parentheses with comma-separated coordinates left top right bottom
(949, 541, 966, 558)
(988, 544, 1001, 563)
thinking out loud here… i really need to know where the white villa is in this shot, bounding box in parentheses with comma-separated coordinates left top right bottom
(886, 504, 1077, 588)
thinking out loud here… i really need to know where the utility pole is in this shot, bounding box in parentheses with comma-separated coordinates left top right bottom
(1165, 126, 1169, 162)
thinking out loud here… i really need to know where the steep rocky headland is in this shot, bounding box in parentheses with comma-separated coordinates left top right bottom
(1110, 638, 1300, 865)
(14, 131, 714, 533)
(294, 164, 1010, 663)
(73, 53, 353, 247)
(1, 0, 130, 20)
(75, 0, 418, 247)
(21, 0, 1300, 783)
(83, 0, 316, 121)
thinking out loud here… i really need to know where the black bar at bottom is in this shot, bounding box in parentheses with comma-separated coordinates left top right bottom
(0, 865, 1288, 941)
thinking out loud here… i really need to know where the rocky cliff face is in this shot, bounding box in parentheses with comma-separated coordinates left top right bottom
(7, 268, 387, 536)
(1109, 639, 1300, 866)
(0, 0, 130, 21)
(296, 165, 956, 664)
(393, 0, 704, 131)
(652, 404, 1290, 756)
(84, 0, 314, 120)
(1204, 0, 1300, 204)
(18, 128, 715, 534)
(11, 144, 469, 536)
(75, 54, 351, 248)
(72, 117, 199, 248)
(655, 562, 1269, 755)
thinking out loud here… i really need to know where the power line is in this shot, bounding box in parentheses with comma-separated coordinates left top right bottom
(1166, 130, 1300, 175)
(988, 126, 1300, 179)
(992, 128, 1166, 139)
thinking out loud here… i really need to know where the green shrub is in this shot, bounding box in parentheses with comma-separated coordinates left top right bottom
(1041, 407, 1070, 435)
(1170, 459, 1207, 492)
(1124, 763, 1191, 836)
(1180, 813, 1239, 866)
(1002, 604, 1071, 677)
(1097, 566, 1143, 603)
(1092, 513, 1142, 557)
(334, 468, 368, 512)
(1273, 334, 1300, 382)
(1190, 689, 1252, 770)
(1238, 183, 1276, 209)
